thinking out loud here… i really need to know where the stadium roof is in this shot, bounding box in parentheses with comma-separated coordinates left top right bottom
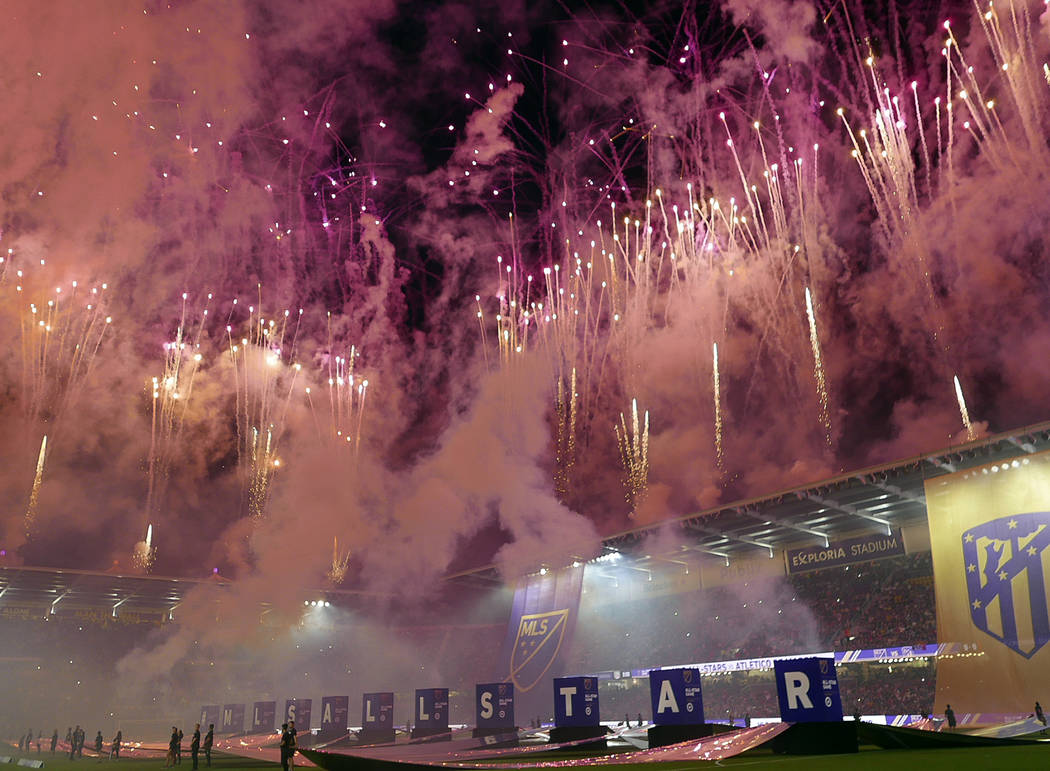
(447, 419, 1050, 585)
(4, 420, 1050, 608)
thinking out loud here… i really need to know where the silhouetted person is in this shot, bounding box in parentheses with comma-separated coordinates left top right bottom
(78, 725, 86, 758)
(71, 725, 82, 760)
(278, 723, 290, 771)
(51, 730, 58, 754)
(95, 731, 103, 762)
(36, 730, 42, 753)
(287, 721, 297, 771)
(112, 730, 122, 760)
(66, 727, 72, 747)
(1036, 702, 1047, 727)
(26, 730, 33, 754)
(203, 725, 213, 767)
(636, 713, 642, 728)
(166, 727, 178, 767)
(190, 724, 200, 770)
(853, 706, 862, 722)
(944, 704, 957, 730)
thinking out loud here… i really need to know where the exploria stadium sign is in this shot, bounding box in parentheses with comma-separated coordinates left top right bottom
(786, 530, 905, 573)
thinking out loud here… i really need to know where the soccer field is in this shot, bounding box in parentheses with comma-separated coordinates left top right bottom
(6, 744, 1050, 771)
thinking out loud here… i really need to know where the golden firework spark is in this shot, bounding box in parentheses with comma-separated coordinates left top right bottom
(615, 398, 649, 513)
(327, 535, 351, 585)
(24, 434, 47, 537)
(805, 287, 833, 446)
(954, 375, 978, 441)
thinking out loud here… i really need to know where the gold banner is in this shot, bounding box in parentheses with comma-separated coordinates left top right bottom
(926, 452, 1050, 714)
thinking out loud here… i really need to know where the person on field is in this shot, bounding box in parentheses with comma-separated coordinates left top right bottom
(190, 724, 200, 770)
(112, 730, 122, 760)
(944, 704, 957, 730)
(51, 729, 58, 754)
(94, 731, 103, 762)
(286, 721, 297, 771)
(203, 724, 213, 767)
(166, 727, 178, 767)
(1036, 701, 1047, 726)
(279, 723, 290, 771)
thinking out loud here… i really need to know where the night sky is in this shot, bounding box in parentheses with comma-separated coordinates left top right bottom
(2, 0, 1049, 593)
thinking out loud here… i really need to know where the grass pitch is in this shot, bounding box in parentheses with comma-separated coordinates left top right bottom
(6, 743, 1050, 770)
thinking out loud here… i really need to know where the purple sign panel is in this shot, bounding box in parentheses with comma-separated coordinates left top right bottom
(200, 706, 220, 730)
(320, 696, 349, 735)
(786, 529, 904, 573)
(415, 688, 449, 732)
(221, 704, 244, 733)
(252, 701, 276, 732)
(284, 698, 312, 730)
(554, 676, 599, 727)
(476, 682, 514, 729)
(775, 657, 843, 723)
(649, 668, 704, 725)
(362, 692, 394, 731)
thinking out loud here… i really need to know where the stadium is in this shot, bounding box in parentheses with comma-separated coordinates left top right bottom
(4, 423, 1050, 764)
(5, 0, 1050, 765)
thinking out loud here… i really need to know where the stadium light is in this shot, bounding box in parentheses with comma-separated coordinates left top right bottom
(50, 590, 69, 614)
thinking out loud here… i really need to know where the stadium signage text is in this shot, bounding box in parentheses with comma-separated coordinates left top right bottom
(554, 676, 600, 727)
(476, 682, 515, 729)
(774, 657, 843, 722)
(415, 688, 449, 733)
(649, 668, 704, 725)
(786, 529, 904, 573)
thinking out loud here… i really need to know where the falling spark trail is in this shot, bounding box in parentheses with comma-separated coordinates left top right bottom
(954, 375, 977, 441)
(328, 535, 351, 584)
(713, 343, 724, 472)
(615, 398, 649, 513)
(804, 287, 832, 446)
(132, 522, 156, 571)
(25, 435, 47, 536)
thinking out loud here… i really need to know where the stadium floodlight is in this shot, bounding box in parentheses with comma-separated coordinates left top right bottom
(50, 590, 69, 614)
(111, 597, 129, 618)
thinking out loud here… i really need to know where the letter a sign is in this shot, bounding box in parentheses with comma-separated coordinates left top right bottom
(649, 668, 704, 725)
(774, 657, 842, 722)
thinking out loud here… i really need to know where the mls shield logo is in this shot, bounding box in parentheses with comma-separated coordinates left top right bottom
(510, 609, 569, 691)
(683, 670, 693, 684)
(963, 512, 1050, 658)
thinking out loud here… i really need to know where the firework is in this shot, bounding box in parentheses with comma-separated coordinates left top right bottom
(954, 375, 978, 441)
(327, 535, 351, 585)
(24, 435, 47, 537)
(226, 298, 303, 518)
(615, 398, 649, 513)
(713, 343, 724, 472)
(131, 523, 155, 572)
(805, 287, 832, 446)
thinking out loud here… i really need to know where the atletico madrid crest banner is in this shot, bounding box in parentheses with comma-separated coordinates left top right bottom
(926, 452, 1050, 713)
